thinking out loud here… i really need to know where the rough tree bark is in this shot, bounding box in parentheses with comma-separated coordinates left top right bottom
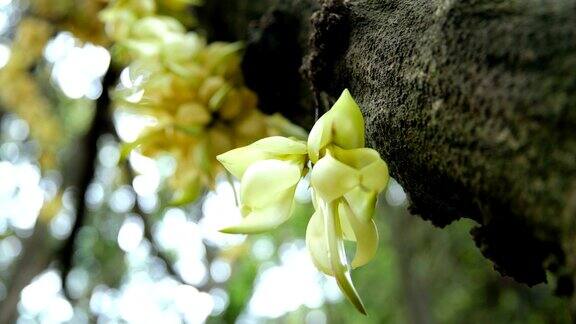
(196, 0, 576, 312)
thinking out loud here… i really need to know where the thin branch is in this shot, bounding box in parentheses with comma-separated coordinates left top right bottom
(0, 224, 54, 324)
(0, 64, 119, 324)
(58, 66, 119, 293)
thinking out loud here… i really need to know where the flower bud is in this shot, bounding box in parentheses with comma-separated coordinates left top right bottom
(307, 89, 365, 163)
(130, 16, 184, 41)
(176, 102, 211, 126)
(198, 76, 225, 106)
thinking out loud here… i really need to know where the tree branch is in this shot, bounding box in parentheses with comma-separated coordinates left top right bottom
(307, 0, 576, 293)
(0, 224, 54, 324)
(0, 56, 119, 324)
(196, 0, 576, 312)
(58, 66, 119, 295)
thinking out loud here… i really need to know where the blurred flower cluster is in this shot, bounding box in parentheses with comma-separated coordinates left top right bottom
(102, 0, 304, 205)
(0, 18, 61, 169)
(217, 90, 390, 313)
(28, 0, 108, 45)
(101, 0, 198, 45)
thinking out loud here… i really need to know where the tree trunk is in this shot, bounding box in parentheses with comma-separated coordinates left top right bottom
(196, 0, 576, 311)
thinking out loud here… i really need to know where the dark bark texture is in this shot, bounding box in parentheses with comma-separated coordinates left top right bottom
(197, 0, 576, 310)
(195, 0, 319, 128)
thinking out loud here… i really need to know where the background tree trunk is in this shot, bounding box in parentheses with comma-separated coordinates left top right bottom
(196, 0, 576, 312)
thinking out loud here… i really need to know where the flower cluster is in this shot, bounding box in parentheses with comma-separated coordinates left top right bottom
(217, 90, 389, 313)
(100, 0, 198, 46)
(104, 1, 300, 205)
(29, 0, 109, 45)
(0, 18, 62, 168)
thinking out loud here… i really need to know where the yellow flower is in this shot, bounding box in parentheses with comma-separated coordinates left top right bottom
(217, 89, 390, 314)
(307, 147, 388, 313)
(311, 147, 389, 220)
(100, 0, 156, 41)
(306, 194, 371, 314)
(109, 6, 281, 206)
(307, 89, 365, 163)
(221, 159, 303, 234)
(217, 136, 307, 179)
(216, 137, 308, 233)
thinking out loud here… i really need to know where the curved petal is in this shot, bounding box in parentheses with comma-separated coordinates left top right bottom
(217, 136, 307, 179)
(216, 146, 268, 179)
(330, 89, 365, 150)
(306, 209, 333, 275)
(240, 160, 301, 208)
(324, 200, 367, 314)
(252, 136, 307, 155)
(311, 193, 354, 242)
(311, 152, 359, 202)
(332, 147, 389, 192)
(332, 147, 380, 169)
(220, 189, 295, 234)
(307, 113, 332, 163)
(343, 187, 377, 223)
(338, 201, 379, 269)
(338, 207, 356, 241)
(360, 157, 389, 192)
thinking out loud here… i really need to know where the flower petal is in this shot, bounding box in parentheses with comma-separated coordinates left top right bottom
(216, 136, 307, 179)
(324, 200, 367, 314)
(240, 160, 301, 208)
(331, 146, 389, 192)
(329, 89, 365, 150)
(360, 157, 389, 192)
(252, 136, 307, 155)
(311, 152, 359, 202)
(338, 208, 356, 241)
(307, 89, 366, 163)
(338, 201, 379, 269)
(306, 209, 333, 275)
(220, 189, 295, 234)
(307, 113, 332, 163)
(331, 147, 379, 169)
(216, 146, 268, 179)
(343, 187, 377, 223)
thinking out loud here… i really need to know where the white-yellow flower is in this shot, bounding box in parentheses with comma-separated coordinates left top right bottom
(217, 136, 307, 179)
(311, 147, 389, 221)
(307, 147, 388, 313)
(307, 89, 365, 163)
(216, 137, 307, 233)
(217, 89, 390, 314)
